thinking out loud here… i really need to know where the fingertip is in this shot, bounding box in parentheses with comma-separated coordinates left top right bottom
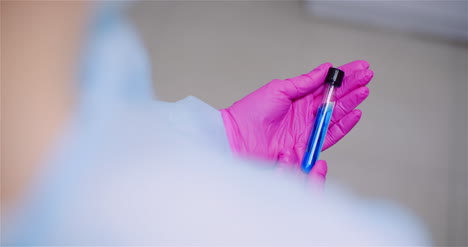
(355, 69, 374, 85)
(339, 60, 370, 74)
(310, 160, 328, 177)
(339, 109, 362, 132)
(317, 160, 328, 175)
(312, 62, 333, 74)
(353, 109, 363, 119)
(357, 60, 370, 69)
(308, 62, 332, 72)
(322, 62, 334, 69)
(360, 86, 370, 98)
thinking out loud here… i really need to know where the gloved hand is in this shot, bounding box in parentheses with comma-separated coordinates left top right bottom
(221, 60, 373, 169)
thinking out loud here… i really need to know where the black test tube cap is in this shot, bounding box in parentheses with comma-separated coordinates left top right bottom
(325, 67, 345, 87)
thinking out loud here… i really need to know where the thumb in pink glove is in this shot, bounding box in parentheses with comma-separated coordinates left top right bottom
(221, 60, 373, 168)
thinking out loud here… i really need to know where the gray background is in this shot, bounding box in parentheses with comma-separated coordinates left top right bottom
(128, 1, 467, 245)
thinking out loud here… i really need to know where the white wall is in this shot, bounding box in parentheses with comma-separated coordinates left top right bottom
(128, 1, 467, 245)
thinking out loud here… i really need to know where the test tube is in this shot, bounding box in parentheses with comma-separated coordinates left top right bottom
(301, 67, 344, 173)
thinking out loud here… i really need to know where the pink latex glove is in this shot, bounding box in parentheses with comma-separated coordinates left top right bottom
(221, 60, 373, 177)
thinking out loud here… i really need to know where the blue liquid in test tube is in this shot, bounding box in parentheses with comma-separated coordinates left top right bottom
(301, 102, 334, 173)
(301, 68, 345, 174)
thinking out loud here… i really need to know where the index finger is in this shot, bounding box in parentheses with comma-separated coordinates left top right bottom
(338, 60, 370, 75)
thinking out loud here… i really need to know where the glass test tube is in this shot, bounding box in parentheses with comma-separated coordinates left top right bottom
(301, 67, 345, 174)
